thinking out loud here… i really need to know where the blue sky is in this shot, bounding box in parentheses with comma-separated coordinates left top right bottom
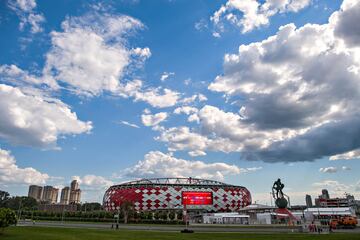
(1, 0, 360, 205)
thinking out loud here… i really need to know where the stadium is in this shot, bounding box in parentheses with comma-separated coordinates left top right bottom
(103, 177, 251, 212)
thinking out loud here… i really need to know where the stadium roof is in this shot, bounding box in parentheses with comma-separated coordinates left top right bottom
(109, 177, 245, 188)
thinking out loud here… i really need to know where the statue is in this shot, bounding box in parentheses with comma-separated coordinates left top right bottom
(272, 178, 284, 199)
(271, 178, 297, 223)
(272, 178, 288, 209)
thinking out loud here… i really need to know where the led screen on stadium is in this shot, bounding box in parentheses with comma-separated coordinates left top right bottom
(182, 191, 213, 205)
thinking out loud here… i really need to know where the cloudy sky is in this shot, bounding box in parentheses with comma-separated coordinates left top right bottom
(1, 0, 360, 205)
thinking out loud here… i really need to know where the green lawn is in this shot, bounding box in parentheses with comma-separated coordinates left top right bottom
(1, 227, 360, 240)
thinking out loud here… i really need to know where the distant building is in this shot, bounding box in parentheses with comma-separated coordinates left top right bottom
(314, 190, 356, 208)
(28, 179, 82, 209)
(238, 204, 276, 224)
(203, 212, 249, 224)
(316, 197, 354, 208)
(38, 204, 77, 213)
(321, 189, 330, 199)
(305, 195, 313, 207)
(304, 207, 356, 224)
(69, 180, 81, 204)
(60, 187, 70, 204)
(69, 189, 81, 204)
(42, 186, 59, 204)
(71, 180, 79, 190)
(28, 185, 43, 202)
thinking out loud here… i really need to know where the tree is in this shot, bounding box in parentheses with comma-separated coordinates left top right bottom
(4, 196, 38, 211)
(176, 210, 183, 220)
(159, 211, 168, 221)
(20, 197, 38, 210)
(153, 211, 160, 220)
(0, 191, 10, 208)
(120, 201, 134, 224)
(0, 191, 10, 202)
(168, 211, 175, 220)
(0, 208, 17, 232)
(81, 202, 102, 212)
(145, 211, 153, 220)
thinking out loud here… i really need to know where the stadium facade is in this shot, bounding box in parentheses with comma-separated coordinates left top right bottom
(103, 177, 251, 212)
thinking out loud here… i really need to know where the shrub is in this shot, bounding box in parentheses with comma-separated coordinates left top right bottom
(0, 208, 17, 231)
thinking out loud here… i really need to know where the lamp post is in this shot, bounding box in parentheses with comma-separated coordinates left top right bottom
(116, 208, 120, 229)
(61, 204, 65, 224)
(17, 198, 23, 221)
(184, 204, 188, 230)
(31, 206, 34, 224)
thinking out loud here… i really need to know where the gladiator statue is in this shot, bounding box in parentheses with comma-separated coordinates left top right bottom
(272, 178, 284, 199)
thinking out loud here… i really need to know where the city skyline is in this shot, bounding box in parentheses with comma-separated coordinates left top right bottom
(28, 179, 81, 204)
(1, 0, 360, 205)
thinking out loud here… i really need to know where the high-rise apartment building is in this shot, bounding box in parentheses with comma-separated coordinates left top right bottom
(322, 189, 330, 199)
(69, 180, 81, 204)
(42, 186, 59, 204)
(28, 180, 81, 206)
(28, 185, 43, 202)
(71, 180, 79, 191)
(305, 194, 313, 207)
(60, 187, 70, 204)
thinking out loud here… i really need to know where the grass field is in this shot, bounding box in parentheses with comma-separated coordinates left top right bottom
(1, 227, 360, 240)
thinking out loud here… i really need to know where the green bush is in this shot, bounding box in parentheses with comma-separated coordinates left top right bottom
(168, 211, 175, 220)
(0, 208, 17, 231)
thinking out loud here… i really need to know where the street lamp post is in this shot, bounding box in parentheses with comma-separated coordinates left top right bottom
(62, 204, 65, 224)
(116, 208, 120, 229)
(17, 198, 23, 221)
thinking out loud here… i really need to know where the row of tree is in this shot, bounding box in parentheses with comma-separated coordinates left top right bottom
(1, 190, 185, 224)
(16, 208, 184, 223)
(0, 191, 38, 211)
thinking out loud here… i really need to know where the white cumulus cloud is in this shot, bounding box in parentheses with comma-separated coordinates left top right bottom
(125, 151, 261, 181)
(132, 47, 152, 59)
(73, 175, 113, 191)
(0, 84, 92, 148)
(8, 0, 45, 33)
(134, 87, 180, 108)
(0, 148, 49, 185)
(141, 112, 168, 127)
(199, 0, 360, 162)
(43, 13, 143, 96)
(160, 72, 175, 82)
(330, 149, 360, 160)
(173, 106, 198, 115)
(211, 0, 311, 34)
(319, 167, 338, 173)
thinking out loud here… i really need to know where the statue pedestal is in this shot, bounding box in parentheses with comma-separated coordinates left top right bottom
(275, 208, 297, 221)
(275, 197, 288, 208)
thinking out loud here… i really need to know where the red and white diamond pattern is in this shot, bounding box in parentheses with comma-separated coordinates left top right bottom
(104, 186, 251, 212)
